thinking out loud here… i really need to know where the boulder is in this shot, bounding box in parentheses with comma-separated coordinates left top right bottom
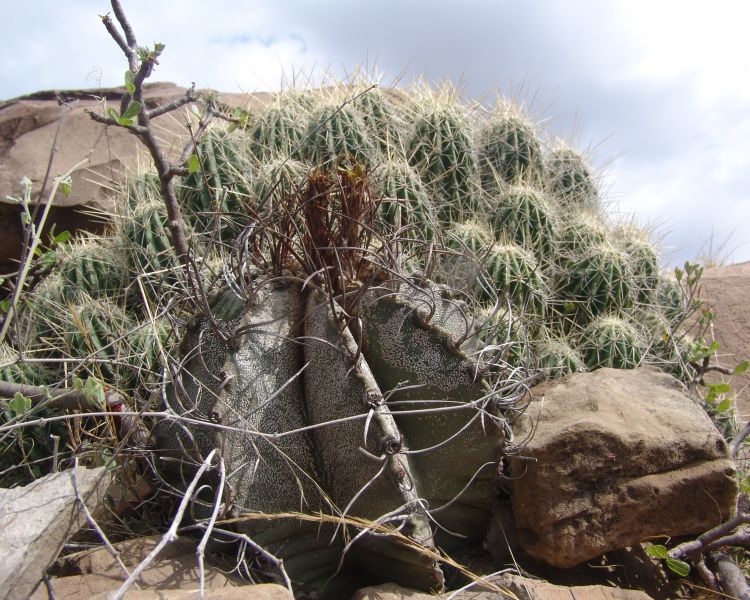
(0, 465, 111, 600)
(507, 367, 738, 568)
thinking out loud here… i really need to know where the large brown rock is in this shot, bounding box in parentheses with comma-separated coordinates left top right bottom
(0, 83, 258, 273)
(507, 367, 738, 568)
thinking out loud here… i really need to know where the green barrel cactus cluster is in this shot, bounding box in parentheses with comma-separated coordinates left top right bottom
(9, 79, 696, 596)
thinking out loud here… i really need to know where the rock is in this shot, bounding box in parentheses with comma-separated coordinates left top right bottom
(87, 585, 292, 599)
(0, 83, 258, 274)
(350, 582, 438, 599)
(0, 465, 110, 600)
(485, 573, 654, 599)
(30, 535, 245, 599)
(507, 367, 738, 568)
(351, 576, 654, 599)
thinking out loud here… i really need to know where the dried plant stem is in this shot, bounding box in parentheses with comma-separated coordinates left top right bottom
(112, 448, 219, 600)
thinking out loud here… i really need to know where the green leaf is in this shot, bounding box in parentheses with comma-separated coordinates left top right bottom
(0, 299, 10, 313)
(107, 107, 120, 121)
(708, 340, 720, 353)
(121, 101, 142, 121)
(82, 377, 105, 408)
(709, 383, 732, 394)
(154, 42, 165, 54)
(735, 360, 749, 375)
(187, 154, 200, 174)
(665, 558, 690, 577)
(8, 393, 32, 417)
(52, 230, 72, 245)
(646, 544, 669, 559)
(716, 398, 733, 413)
(124, 70, 136, 95)
(61, 180, 72, 197)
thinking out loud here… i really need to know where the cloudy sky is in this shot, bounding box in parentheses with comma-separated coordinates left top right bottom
(3, 1, 749, 266)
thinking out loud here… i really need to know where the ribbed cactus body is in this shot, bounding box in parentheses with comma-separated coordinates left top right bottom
(302, 104, 376, 167)
(558, 243, 635, 317)
(121, 200, 181, 287)
(490, 186, 557, 261)
(251, 156, 310, 216)
(618, 232, 660, 305)
(485, 243, 547, 318)
(60, 294, 134, 386)
(180, 130, 250, 235)
(59, 237, 124, 302)
(477, 112, 543, 187)
(556, 212, 609, 256)
(248, 103, 307, 161)
(578, 315, 646, 369)
(157, 281, 507, 596)
(407, 106, 477, 223)
(534, 338, 586, 379)
(545, 145, 599, 211)
(374, 159, 437, 243)
(353, 87, 404, 155)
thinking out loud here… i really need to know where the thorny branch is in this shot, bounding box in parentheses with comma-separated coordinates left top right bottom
(87, 0, 228, 341)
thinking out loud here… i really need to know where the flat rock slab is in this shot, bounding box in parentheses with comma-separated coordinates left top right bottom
(0, 466, 110, 600)
(507, 367, 738, 567)
(31, 535, 246, 599)
(86, 584, 292, 599)
(352, 575, 654, 598)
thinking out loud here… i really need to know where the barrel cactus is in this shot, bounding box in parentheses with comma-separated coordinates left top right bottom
(578, 315, 646, 370)
(407, 102, 478, 223)
(477, 107, 543, 188)
(545, 143, 600, 211)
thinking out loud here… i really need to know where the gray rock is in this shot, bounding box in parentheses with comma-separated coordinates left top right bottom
(0, 465, 110, 600)
(507, 367, 738, 567)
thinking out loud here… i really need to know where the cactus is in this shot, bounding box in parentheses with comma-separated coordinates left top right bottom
(302, 103, 376, 167)
(372, 159, 438, 244)
(13, 78, 701, 597)
(534, 337, 586, 379)
(557, 242, 635, 318)
(352, 86, 405, 156)
(616, 226, 660, 305)
(489, 186, 557, 261)
(58, 235, 124, 302)
(477, 108, 543, 188)
(251, 155, 311, 216)
(155, 280, 507, 596)
(485, 243, 547, 319)
(545, 144, 599, 211)
(54, 294, 134, 388)
(556, 211, 609, 256)
(179, 130, 251, 235)
(119, 199, 186, 302)
(248, 101, 308, 161)
(407, 104, 478, 223)
(578, 315, 646, 370)
(0, 342, 51, 387)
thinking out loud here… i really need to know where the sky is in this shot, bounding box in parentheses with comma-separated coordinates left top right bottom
(3, 1, 749, 267)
